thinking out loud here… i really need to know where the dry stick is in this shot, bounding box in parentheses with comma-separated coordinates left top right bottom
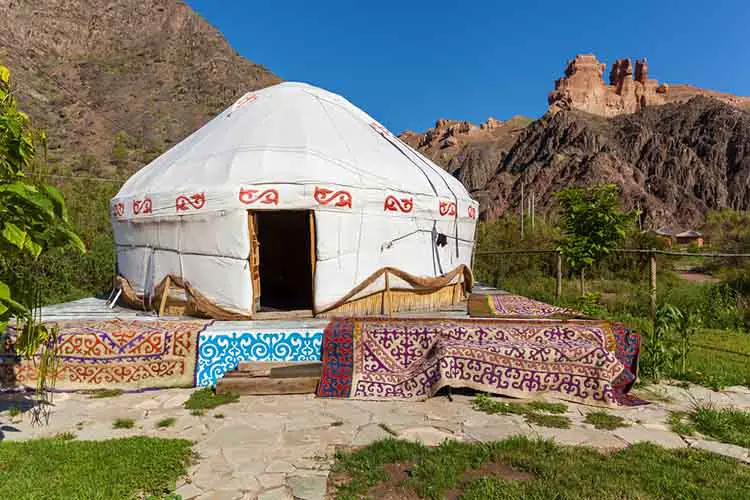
(649, 249, 657, 322)
(555, 251, 563, 301)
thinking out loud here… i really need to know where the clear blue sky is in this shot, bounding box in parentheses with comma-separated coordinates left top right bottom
(187, 0, 750, 133)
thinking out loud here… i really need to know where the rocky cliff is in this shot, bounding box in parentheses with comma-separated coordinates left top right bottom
(409, 97, 750, 227)
(0, 0, 280, 176)
(548, 54, 667, 116)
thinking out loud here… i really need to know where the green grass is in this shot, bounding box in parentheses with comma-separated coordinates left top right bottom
(473, 395, 571, 428)
(584, 411, 628, 430)
(113, 418, 135, 429)
(89, 389, 124, 399)
(53, 432, 77, 441)
(524, 413, 571, 429)
(89, 389, 123, 399)
(8, 406, 21, 418)
(0, 436, 192, 500)
(526, 401, 568, 414)
(213, 413, 225, 419)
(332, 437, 750, 500)
(157, 417, 176, 428)
(190, 409, 205, 417)
(184, 388, 239, 411)
(670, 405, 750, 448)
(668, 411, 697, 436)
(677, 329, 750, 389)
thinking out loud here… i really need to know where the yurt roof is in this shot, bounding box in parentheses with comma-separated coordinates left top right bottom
(112, 82, 476, 221)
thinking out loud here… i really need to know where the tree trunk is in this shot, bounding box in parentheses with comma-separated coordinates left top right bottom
(580, 268, 586, 296)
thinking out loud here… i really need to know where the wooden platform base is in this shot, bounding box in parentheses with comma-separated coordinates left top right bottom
(216, 361, 321, 395)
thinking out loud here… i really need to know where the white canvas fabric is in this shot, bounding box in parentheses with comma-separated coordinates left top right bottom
(111, 82, 478, 314)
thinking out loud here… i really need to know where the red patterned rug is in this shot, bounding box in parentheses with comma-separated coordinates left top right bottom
(317, 317, 642, 407)
(1, 319, 209, 391)
(469, 293, 583, 319)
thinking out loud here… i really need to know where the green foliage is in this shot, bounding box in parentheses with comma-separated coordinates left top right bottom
(0, 64, 84, 361)
(556, 184, 636, 293)
(332, 437, 750, 500)
(0, 436, 192, 500)
(184, 387, 239, 411)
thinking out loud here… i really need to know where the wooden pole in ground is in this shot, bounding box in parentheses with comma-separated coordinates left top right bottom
(555, 252, 562, 301)
(520, 182, 525, 240)
(650, 249, 657, 321)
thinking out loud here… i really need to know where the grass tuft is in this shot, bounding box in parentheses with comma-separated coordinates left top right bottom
(526, 401, 568, 414)
(8, 406, 21, 418)
(53, 432, 76, 441)
(525, 413, 572, 429)
(584, 411, 628, 430)
(157, 417, 176, 428)
(184, 388, 239, 411)
(669, 411, 697, 436)
(213, 413, 225, 419)
(690, 405, 750, 448)
(89, 389, 123, 399)
(190, 409, 205, 417)
(113, 418, 135, 429)
(0, 436, 192, 500)
(473, 394, 571, 428)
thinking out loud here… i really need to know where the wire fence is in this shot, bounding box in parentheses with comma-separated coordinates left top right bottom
(474, 248, 750, 320)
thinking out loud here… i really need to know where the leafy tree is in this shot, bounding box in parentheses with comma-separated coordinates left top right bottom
(556, 184, 636, 295)
(0, 64, 84, 364)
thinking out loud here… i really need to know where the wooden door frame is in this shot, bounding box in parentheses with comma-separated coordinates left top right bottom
(247, 209, 317, 315)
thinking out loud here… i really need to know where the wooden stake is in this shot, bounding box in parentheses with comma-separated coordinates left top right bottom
(383, 270, 391, 316)
(520, 182, 525, 240)
(158, 276, 171, 317)
(555, 252, 562, 301)
(650, 249, 657, 321)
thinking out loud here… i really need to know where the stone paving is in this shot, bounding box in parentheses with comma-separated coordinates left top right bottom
(1, 383, 749, 500)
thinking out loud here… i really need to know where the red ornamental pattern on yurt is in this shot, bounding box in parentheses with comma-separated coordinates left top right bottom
(439, 200, 457, 216)
(314, 187, 352, 208)
(112, 202, 125, 218)
(176, 192, 206, 212)
(239, 188, 279, 205)
(384, 195, 414, 213)
(468, 206, 477, 219)
(132, 198, 153, 216)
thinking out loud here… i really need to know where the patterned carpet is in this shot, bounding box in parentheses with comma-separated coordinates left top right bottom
(468, 293, 582, 319)
(0, 319, 209, 391)
(317, 317, 641, 407)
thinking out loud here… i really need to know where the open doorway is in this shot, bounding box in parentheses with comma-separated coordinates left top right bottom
(250, 211, 314, 313)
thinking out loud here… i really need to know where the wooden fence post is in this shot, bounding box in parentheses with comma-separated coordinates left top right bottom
(555, 251, 562, 301)
(649, 249, 657, 321)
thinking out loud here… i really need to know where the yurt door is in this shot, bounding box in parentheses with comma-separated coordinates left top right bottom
(248, 213, 262, 311)
(248, 210, 315, 314)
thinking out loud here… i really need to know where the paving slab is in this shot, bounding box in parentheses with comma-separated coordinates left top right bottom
(397, 426, 460, 446)
(287, 474, 328, 500)
(612, 426, 688, 449)
(687, 438, 750, 463)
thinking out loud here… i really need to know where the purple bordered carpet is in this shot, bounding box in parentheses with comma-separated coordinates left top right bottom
(468, 293, 583, 319)
(317, 317, 642, 407)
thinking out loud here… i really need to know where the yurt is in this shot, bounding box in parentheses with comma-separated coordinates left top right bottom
(111, 82, 478, 319)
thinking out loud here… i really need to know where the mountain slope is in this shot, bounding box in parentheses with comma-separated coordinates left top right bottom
(406, 98, 750, 227)
(0, 0, 280, 176)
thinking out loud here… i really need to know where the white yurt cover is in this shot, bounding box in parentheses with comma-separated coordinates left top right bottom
(111, 82, 478, 315)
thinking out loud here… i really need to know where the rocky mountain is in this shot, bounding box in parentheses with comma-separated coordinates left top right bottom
(0, 0, 280, 176)
(404, 55, 750, 227)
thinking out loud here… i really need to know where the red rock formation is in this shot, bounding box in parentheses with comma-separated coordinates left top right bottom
(548, 54, 666, 116)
